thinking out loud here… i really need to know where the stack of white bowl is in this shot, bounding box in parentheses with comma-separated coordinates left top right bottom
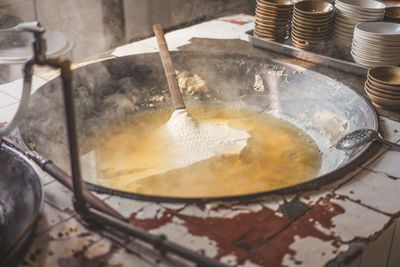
(333, 0, 385, 49)
(365, 66, 400, 110)
(352, 22, 400, 67)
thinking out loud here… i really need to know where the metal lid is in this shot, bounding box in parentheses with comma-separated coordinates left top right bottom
(0, 31, 74, 64)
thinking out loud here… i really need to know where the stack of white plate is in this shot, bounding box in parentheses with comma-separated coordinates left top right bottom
(254, 0, 294, 41)
(333, 0, 385, 49)
(351, 22, 400, 67)
(365, 66, 400, 110)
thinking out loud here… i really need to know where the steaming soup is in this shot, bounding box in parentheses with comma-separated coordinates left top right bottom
(82, 106, 321, 198)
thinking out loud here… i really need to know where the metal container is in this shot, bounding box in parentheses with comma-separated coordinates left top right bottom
(0, 30, 74, 84)
(0, 142, 43, 266)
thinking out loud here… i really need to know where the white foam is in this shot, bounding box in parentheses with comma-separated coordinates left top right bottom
(166, 109, 250, 167)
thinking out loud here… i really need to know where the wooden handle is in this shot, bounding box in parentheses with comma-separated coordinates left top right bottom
(153, 24, 185, 110)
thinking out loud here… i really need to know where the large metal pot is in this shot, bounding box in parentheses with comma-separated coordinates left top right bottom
(18, 51, 378, 201)
(0, 142, 43, 266)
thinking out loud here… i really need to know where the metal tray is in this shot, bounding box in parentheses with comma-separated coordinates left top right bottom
(246, 30, 368, 77)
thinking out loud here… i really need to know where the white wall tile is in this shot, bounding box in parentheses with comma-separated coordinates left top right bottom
(367, 151, 400, 178)
(0, 75, 47, 100)
(380, 117, 400, 143)
(0, 102, 18, 123)
(0, 91, 18, 107)
(336, 170, 400, 214)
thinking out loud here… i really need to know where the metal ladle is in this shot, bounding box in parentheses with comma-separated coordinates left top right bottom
(336, 128, 400, 152)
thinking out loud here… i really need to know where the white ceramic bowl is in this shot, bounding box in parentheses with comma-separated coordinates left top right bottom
(351, 44, 400, 57)
(365, 87, 400, 110)
(336, 6, 384, 18)
(335, 24, 354, 33)
(335, 13, 381, 25)
(334, 27, 354, 37)
(336, 4, 385, 17)
(351, 49, 400, 62)
(355, 22, 400, 37)
(353, 30, 400, 42)
(352, 52, 400, 67)
(334, 32, 353, 41)
(367, 78, 400, 93)
(351, 39, 400, 50)
(334, 19, 356, 29)
(354, 32, 400, 44)
(351, 46, 400, 58)
(368, 66, 400, 86)
(258, 0, 294, 7)
(352, 39, 400, 53)
(365, 85, 400, 101)
(294, 0, 334, 16)
(336, 0, 385, 12)
(334, 17, 369, 28)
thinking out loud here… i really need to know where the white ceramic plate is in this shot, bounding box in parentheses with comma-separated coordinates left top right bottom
(351, 48, 400, 61)
(352, 38, 400, 52)
(334, 23, 354, 33)
(352, 48, 400, 59)
(334, 27, 354, 37)
(336, 0, 385, 12)
(353, 34, 400, 47)
(335, 9, 383, 20)
(352, 52, 400, 67)
(335, 5, 384, 18)
(354, 31, 400, 44)
(368, 66, 400, 86)
(356, 22, 400, 36)
(335, 13, 382, 24)
(258, 0, 294, 7)
(334, 16, 372, 27)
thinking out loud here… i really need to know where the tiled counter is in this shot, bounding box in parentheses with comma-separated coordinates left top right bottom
(1, 14, 399, 267)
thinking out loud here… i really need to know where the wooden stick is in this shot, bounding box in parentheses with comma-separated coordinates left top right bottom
(153, 24, 186, 110)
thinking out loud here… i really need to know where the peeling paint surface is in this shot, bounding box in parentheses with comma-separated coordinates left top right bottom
(313, 198, 390, 242)
(282, 236, 348, 267)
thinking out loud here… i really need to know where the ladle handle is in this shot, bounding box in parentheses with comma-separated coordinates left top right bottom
(153, 24, 185, 110)
(379, 138, 400, 152)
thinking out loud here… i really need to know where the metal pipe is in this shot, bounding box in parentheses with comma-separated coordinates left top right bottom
(44, 58, 89, 215)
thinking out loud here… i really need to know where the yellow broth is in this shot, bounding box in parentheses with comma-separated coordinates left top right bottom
(83, 106, 321, 198)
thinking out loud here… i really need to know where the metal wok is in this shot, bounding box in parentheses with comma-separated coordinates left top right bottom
(18, 51, 378, 201)
(0, 142, 43, 266)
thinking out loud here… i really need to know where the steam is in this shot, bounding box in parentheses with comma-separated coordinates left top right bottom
(18, 45, 376, 190)
(264, 71, 282, 115)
